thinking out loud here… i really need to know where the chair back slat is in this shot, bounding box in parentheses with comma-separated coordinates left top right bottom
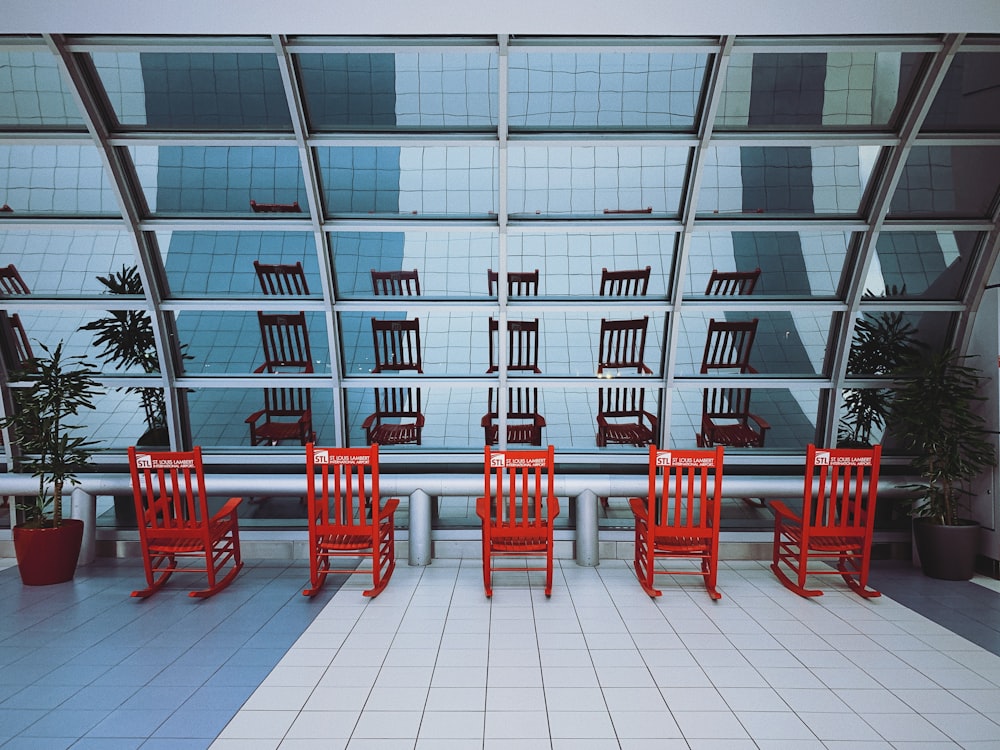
(700, 318, 758, 373)
(371, 269, 421, 296)
(308, 444, 379, 533)
(598, 317, 651, 374)
(805, 445, 880, 537)
(487, 318, 541, 373)
(487, 268, 539, 296)
(371, 318, 423, 373)
(254, 260, 310, 295)
(130, 447, 210, 534)
(599, 266, 650, 297)
(484, 445, 554, 531)
(705, 268, 761, 297)
(648, 446, 724, 533)
(257, 312, 314, 373)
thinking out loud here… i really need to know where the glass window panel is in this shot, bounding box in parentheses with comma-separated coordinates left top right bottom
(159, 231, 319, 297)
(0, 145, 119, 215)
(888, 146, 1000, 218)
(836, 387, 889, 448)
(339, 311, 665, 378)
(316, 146, 497, 217)
(331, 231, 496, 298)
(508, 52, 709, 130)
(90, 52, 292, 130)
(128, 145, 306, 215)
(189, 386, 334, 449)
(0, 230, 137, 294)
(922, 52, 1000, 131)
(175, 310, 329, 375)
(675, 310, 833, 376)
(509, 233, 674, 297)
(866, 231, 979, 299)
(0, 50, 85, 127)
(298, 52, 498, 130)
(508, 146, 689, 217)
(686, 231, 851, 297)
(717, 51, 924, 129)
(699, 145, 879, 216)
(671, 386, 819, 450)
(7, 308, 135, 375)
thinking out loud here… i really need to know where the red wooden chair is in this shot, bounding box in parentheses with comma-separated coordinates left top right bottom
(371, 318, 423, 373)
(0, 263, 34, 371)
(705, 268, 761, 296)
(700, 318, 758, 374)
(598, 317, 652, 375)
(256, 311, 314, 373)
(127, 446, 243, 598)
(482, 387, 546, 446)
(254, 260, 310, 295)
(0, 264, 30, 296)
(770, 443, 882, 598)
(476, 445, 560, 597)
(363, 387, 424, 445)
(600, 266, 651, 297)
(630, 445, 725, 599)
(303, 443, 399, 598)
(371, 268, 421, 296)
(487, 317, 541, 373)
(246, 387, 314, 446)
(596, 386, 658, 447)
(487, 268, 539, 296)
(250, 199, 301, 213)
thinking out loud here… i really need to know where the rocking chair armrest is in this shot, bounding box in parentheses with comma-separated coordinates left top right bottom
(213, 496, 244, 521)
(245, 409, 266, 424)
(769, 500, 800, 524)
(475, 496, 490, 521)
(749, 413, 771, 431)
(628, 497, 648, 520)
(481, 411, 498, 428)
(547, 495, 560, 519)
(361, 413, 379, 429)
(380, 497, 400, 516)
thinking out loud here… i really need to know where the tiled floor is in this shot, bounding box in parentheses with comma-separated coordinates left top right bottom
(2, 555, 1000, 749)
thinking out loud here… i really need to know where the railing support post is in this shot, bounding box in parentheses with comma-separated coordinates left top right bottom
(408, 489, 432, 566)
(70, 487, 96, 566)
(575, 489, 599, 567)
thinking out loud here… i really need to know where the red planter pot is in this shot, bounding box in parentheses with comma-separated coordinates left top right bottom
(12, 518, 84, 586)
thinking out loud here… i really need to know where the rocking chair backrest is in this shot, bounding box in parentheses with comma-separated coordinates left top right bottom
(803, 443, 881, 539)
(129, 446, 211, 534)
(307, 443, 381, 533)
(646, 445, 724, 533)
(482, 445, 556, 530)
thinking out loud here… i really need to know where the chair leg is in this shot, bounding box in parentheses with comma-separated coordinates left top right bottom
(131, 553, 177, 598)
(702, 557, 722, 601)
(544, 543, 554, 597)
(482, 531, 493, 598)
(838, 557, 881, 599)
(189, 557, 242, 598)
(303, 551, 330, 597)
(363, 522, 396, 597)
(633, 523, 661, 597)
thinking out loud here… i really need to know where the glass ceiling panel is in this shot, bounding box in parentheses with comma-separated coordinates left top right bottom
(128, 145, 306, 215)
(0, 50, 85, 127)
(332, 230, 496, 298)
(0, 144, 120, 215)
(90, 52, 293, 130)
(922, 52, 1000, 131)
(0, 230, 136, 294)
(716, 51, 924, 129)
(888, 145, 1000, 218)
(698, 145, 879, 216)
(686, 231, 851, 297)
(865, 231, 979, 299)
(317, 146, 497, 217)
(297, 52, 498, 130)
(508, 232, 674, 297)
(508, 145, 689, 217)
(508, 52, 709, 131)
(675, 310, 833, 376)
(160, 231, 320, 297)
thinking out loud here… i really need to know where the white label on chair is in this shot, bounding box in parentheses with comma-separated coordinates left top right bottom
(655, 451, 673, 466)
(135, 453, 153, 469)
(147, 456, 196, 469)
(314, 449, 371, 466)
(657, 451, 715, 467)
(491, 452, 506, 468)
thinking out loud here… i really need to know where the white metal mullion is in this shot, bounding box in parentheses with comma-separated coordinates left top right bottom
(271, 34, 346, 444)
(823, 33, 965, 445)
(497, 34, 510, 449)
(45, 34, 186, 448)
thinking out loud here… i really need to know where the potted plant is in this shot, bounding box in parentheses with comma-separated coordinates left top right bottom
(0, 341, 104, 585)
(79, 264, 168, 447)
(890, 346, 996, 580)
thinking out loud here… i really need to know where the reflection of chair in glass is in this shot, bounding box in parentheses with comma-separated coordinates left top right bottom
(250, 199, 301, 213)
(596, 387, 658, 447)
(128, 445, 243, 598)
(371, 268, 421, 296)
(705, 267, 761, 297)
(698, 386, 770, 449)
(487, 318, 541, 374)
(476, 445, 560, 598)
(770, 444, 882, 599)
(600, 266, 650, 297)
(487, 268, 539, 296)
(0, 264, 30, 296)
(700, 318, 758, 374)
(363, 387, 424, 446)
(597, 317, 651, 374)
(256, 312, 314, 374)
(254, 260, 310, 295)
(303, 443, 399, 598)
(246, 387, 314, 446)
(630, 445, 725, 599)
(0, 264, 34, 372)
(482, 387, 545, 446)
(371, 318, 423, 373)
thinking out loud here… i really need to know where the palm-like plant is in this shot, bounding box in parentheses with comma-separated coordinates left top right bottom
(0, 341, 103, 527)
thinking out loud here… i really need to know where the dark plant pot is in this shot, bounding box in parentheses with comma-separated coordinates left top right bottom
(12, 518, 85, 586)
(913, 518, 980, 581)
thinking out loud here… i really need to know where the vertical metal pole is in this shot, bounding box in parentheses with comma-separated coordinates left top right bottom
(575, 489, 599, 566)
(70, 487, 96, 566)
(408, 489, 432, 566)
